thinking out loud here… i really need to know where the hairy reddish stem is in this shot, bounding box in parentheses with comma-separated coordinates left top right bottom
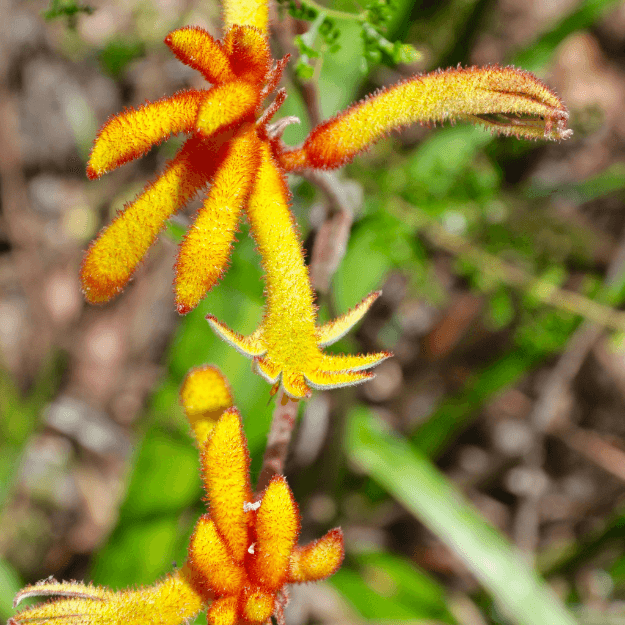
(257, 391, 300, 490)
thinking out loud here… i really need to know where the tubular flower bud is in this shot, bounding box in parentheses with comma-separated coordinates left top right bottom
(278, 64, 571, 171)
(82, 0, 569, 396)
(10, 567, 205, 625)
(180, 364, 234, 445)
(11, 386, 345, 625)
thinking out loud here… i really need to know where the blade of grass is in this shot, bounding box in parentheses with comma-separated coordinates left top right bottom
(0, 558, 22, 622)
(346, 407, 576, 625)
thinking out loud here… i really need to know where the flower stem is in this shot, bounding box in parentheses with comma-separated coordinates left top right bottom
(257, 391, 300, 491)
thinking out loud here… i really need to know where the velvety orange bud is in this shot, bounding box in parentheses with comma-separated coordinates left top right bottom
(188, 516, 248, 596)
(87, 90, 205, 179)
(207, 596, 239, 625)
(249, 476, 300, 591)
(242, 588, 275, 622)
(165, 27, 235, 85)
(201, 408, 253, 563)
(288, 528, 345, 583)
(180, 365, 234, 446)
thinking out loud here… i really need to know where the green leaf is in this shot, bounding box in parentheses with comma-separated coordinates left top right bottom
(0, 558, 22, 622)
(330, 569, 424, 620)
(346, 408, 576, 625)
(120, 429, 201, 518)
(333, 225, 392, 314)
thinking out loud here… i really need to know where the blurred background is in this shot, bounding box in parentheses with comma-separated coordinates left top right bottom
(1, 0, 625, 623)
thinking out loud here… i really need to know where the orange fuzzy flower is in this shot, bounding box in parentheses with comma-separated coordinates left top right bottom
(11, 375, 344, 625)
(81, 1, 570, 397)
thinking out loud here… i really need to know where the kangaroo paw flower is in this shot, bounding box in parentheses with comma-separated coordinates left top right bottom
(13, 379, 344, 625)
(83, 0, 570, 400)
(187, 406, 344, 624)
(203, 145, 389, 398)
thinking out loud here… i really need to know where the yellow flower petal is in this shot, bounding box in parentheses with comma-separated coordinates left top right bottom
(205, 316, 266, 357)
(253, 356, 280, 384)
(202, 408, 253, 563)
(195, 82, 260, 139)
(175, 126, 261, 314)
(249, 476, 300, 592)
(280, 65, 572, 171)
(305, 368, 374, 390)
(10, 568, 204, 625)
(165, 27, 235, 85)
(242, 588, 275, 623)
(316, 291, 381, 347)
(87, 90, 205, 179)
(222, 0, 268, 35)
(288, 528, 344, 583)
(81, 136, 214, 304)
(188, 515, 247, 596)
(281, 370, 312, 398)
(319, 351, 391, 372)
(223, 26, 271, 84)
(180, 365, 234, 446)
(207, 596, 239, 625)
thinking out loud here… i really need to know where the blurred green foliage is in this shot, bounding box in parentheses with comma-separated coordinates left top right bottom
(4, 0, 625, 624)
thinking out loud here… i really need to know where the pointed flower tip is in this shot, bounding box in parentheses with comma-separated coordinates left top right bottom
(288, 527, 345, 584)
(85, 164, 100, 180)
(11, 572, 204, 625)
(180, 365, 234, 446)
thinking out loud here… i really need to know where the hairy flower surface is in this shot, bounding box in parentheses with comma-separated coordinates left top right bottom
(11, 371, 344, 625)
(81, 0, 571, 397)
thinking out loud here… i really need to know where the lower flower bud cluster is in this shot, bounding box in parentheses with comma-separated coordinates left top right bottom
(10, 375, 344, 625)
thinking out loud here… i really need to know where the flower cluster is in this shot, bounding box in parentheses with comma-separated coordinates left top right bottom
(80, 0, 571, 398)
(10, 369, 344, 625)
